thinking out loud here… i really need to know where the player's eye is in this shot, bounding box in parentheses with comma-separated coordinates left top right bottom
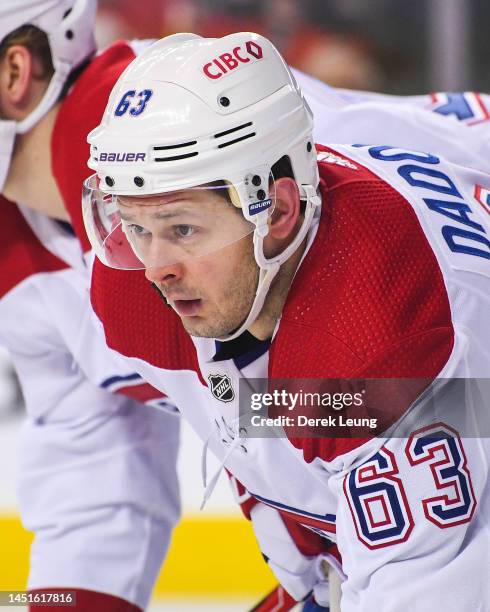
(174, 225, 196, 238)
(127, 223, 150, 237)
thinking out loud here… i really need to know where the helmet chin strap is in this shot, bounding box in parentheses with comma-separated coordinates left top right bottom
(16, 60, 71, 134)
(0, 60, 71, 192)
(216, 185, 321, 342)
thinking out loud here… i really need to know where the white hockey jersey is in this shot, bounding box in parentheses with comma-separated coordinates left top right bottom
(296, 70, 490, 174)
(89, 144, 490, 612)
(3, 37, 490, 609)
(0, 41, 180, 610)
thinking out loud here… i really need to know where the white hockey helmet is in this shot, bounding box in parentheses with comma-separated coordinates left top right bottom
(83, 32, 321, 340)
(0, 0, 97, 133)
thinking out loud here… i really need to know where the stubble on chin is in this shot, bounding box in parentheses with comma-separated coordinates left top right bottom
(183, 264, 259, 338)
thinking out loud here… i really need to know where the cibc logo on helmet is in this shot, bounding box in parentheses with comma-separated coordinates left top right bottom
(202, 40, 264, 80)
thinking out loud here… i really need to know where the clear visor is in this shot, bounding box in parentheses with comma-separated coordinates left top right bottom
(82, 174, 275, 270)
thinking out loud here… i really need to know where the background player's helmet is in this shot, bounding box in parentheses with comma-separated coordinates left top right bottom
(0, 0, 97, 133)
(83, 32, 321, 340)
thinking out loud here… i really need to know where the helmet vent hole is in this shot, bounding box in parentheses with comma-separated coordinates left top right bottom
(65, 29, 74, 40)
(105, 176, 115, 187)
(154, 140, 197, 151)
(214, 122, 255, 149)
(153, 140, 198, 162)
(217, 132, 256, 149)
(214, 122, 252, 139)
(134, 176, 145, 187)
(63, 9, 72, 19)
(219, 96, 230, 107)
(154, 152, 198, 162)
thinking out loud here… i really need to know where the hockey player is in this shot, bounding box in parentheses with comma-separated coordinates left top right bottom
(84, 32, 490, 611)
(3, 4, 490, 608)
(0, 3, 180, 610)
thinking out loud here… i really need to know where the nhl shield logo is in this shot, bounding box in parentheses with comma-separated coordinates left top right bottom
(208, 374, 235, 403)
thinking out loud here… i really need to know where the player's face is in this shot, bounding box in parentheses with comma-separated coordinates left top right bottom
(117, 189, 259, 337)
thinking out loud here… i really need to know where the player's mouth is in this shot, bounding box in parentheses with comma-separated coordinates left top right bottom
(172, 299, 203, 317)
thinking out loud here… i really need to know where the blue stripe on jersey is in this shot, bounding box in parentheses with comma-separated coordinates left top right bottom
(101, 372, 143, 388)
(251, 492, 336, 524)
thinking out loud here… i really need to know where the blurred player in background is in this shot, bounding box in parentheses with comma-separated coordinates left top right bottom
(0, 2, 181, 610)
(85, 32, 490, 611)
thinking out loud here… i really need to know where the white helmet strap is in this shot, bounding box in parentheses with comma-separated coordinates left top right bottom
(16, 58, 71, 134)
(216, 184, 321, 341)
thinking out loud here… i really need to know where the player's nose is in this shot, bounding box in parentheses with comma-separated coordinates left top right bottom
(145, 262, 184, 285)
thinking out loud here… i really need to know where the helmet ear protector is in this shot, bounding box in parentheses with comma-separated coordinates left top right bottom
(84, 31, 321, 340)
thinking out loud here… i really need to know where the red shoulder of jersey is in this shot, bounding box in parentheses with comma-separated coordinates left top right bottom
(0, 196, 68, 298)
(91, 264, 200, 376)
(271, 146, 454, 462)
(52, 41, 137, 251)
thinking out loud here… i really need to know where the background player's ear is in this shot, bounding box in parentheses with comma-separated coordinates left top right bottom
(0, 45, 34, 109)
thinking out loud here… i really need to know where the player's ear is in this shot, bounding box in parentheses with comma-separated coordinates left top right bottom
(0, 44, 34, 110)
(263, 177, 301, 257)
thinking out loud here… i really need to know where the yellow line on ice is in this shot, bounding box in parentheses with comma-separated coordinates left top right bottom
(0, 514, 275, 597)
